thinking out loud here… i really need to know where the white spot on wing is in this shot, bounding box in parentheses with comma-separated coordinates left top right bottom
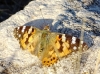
(17, 27, 20, 30)
(71, 36, 76, 44)
(21, 26, 26, 33)
(18, 34, 21, 38)
(80, 41, 83, 44)
(28, 26, 32, 34)
(73, 46, 77, 50)
(62, 34, 66, 42)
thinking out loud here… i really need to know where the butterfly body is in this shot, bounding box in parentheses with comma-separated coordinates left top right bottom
(13, 26, 88, 66)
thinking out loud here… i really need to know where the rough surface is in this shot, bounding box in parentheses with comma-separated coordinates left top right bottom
(0, 0, 100, 74)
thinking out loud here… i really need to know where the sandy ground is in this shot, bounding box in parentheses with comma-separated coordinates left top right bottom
(0, 0, 100, 74)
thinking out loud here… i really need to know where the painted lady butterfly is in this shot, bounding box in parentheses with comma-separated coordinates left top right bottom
(13, 25, 88, 66)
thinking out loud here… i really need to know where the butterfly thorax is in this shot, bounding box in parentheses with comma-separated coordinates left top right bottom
(39, 29, 57, 60)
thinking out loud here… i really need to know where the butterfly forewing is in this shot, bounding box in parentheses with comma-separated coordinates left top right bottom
(13, 26, 42, 55)
(13, 26, 88, 67)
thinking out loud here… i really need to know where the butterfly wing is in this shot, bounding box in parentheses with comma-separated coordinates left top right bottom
(13, 26, 59, 66)
(41, 33, 88, 66)
(13, 26, 42, 56)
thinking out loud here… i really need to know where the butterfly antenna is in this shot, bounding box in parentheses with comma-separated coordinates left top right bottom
(39, 8, 47, 25)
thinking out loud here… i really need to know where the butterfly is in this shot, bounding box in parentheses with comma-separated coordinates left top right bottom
(13, 25, 88, 66)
